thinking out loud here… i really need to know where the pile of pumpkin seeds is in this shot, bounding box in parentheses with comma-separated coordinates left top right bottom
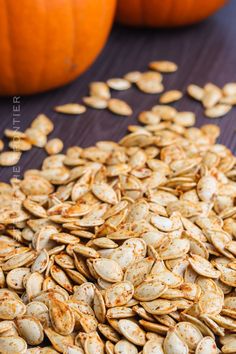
(1, 61, 236, 354)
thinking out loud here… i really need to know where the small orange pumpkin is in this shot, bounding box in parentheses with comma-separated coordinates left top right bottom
(0, 0, 116, 95)
(116, 0, 227, 27)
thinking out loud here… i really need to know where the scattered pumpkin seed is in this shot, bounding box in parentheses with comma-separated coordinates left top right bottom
(203, 83, 222, 108)
(25, 128, 47, 147)
(0, 151, 21, 166)
(149, 60, 178, 73)
(45, 138, 64, 155)
(223, 82, 236, 96)
(107, 78, 131, 90)
(0, 139, 4, 151)
(187, 84, 204, 101)
(54, 103, 86, 115)
(89, 81, 111, 100)
(108, 98, 133, 116)
(31, 114, 54, 135)
(9, 139, 32, 151)
(205, 104, 232, 118)
(124, 71, 142, 83)
(83, 96, 108, 109)
(159, 90, 183, 104)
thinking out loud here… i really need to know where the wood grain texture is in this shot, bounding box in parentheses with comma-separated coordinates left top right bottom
(0, 0, 235, 182)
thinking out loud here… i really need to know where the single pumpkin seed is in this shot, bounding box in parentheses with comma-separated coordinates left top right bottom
(49, 298, 75, 335)
(16, 316, 44, 345)
(93, 258, 123, 283)
(108, 98, 133, 116)
(9, 139, 32, 151)
(107, 78, 131, 90)
(45, 138, 64, 155)
(159, 90, 183, 104)
(195, 336, 218, 354)
(54, 103, 86, 115)
(149, 60, 177, 73)
(205, 104, 232, 118)
(114, 339, 138, 354)
(31, 114, 54, 135)
(89, 81, 111, 100)
(0, 151, 21, 166)
(0, 336, 27, 354)
(105, 281, 134, 308)
(83, 96, 108, 109)
(118, 319, 146, 346)
(187, 84, 204, 101)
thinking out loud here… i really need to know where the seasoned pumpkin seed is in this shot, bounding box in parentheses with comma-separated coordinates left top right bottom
(54, 103, 86, 115)
(83, 96, 108, 109)
(0, 151, 21, 166)
(107, 78, 131, 90)
(45, 138, 64, 155)
(108, 98, 133, 116)
(149, 60, 178, 73)
(159, 90, 183, 104)
(89, 81, 111, 100)
(118, 319, 146, 346)
(205, 104, 232, 118)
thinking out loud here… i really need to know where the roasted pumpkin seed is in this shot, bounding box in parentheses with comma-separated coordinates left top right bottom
(54, 103, 86, 115)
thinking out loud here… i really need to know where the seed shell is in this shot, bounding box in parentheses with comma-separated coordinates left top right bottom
(107, 78, 131, 90)
(149, 60, 178, 73)
(118, 319, 146, 346)
(108, 98, 133, 116)
(159, 90, 183, 104)
(0, 151, 21, 166)
(54, 103, 86, 115)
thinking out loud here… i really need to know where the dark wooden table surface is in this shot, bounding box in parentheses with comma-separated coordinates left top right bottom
(0, 1, 236, 183)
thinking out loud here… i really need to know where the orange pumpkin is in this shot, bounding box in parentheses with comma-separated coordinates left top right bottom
(116, 0, 227, 27)
(0, 0, 116, 95)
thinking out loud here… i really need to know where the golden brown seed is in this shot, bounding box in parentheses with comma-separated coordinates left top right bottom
(203, 83, 222, 108)
(0, 151, 21, 166)
(45, 138, 64, 155)
(108, 99, 133, 116)
(124, 71, 142, 83)
(107, 78, 131, 91)
(0, 139, 4, 151)
(4, 129, 27, 139)
(220, 95, 236, 105)
(149, 60, 178, 73)
(54, 103, 86, 115)
(222, 82, 236, 96)
(89, 81, 111, 100)
(152, 105, 177, 120)
(83, 96, 108, 109)
(25, 128, 47, 147)
(9, 139, 32, 151)
(187, 84, 204, 101)
(159, 90, 183, 104)
(205, 104, 232, 118)
(173, 111, 196, 127)
(31, 114, 54, 135)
